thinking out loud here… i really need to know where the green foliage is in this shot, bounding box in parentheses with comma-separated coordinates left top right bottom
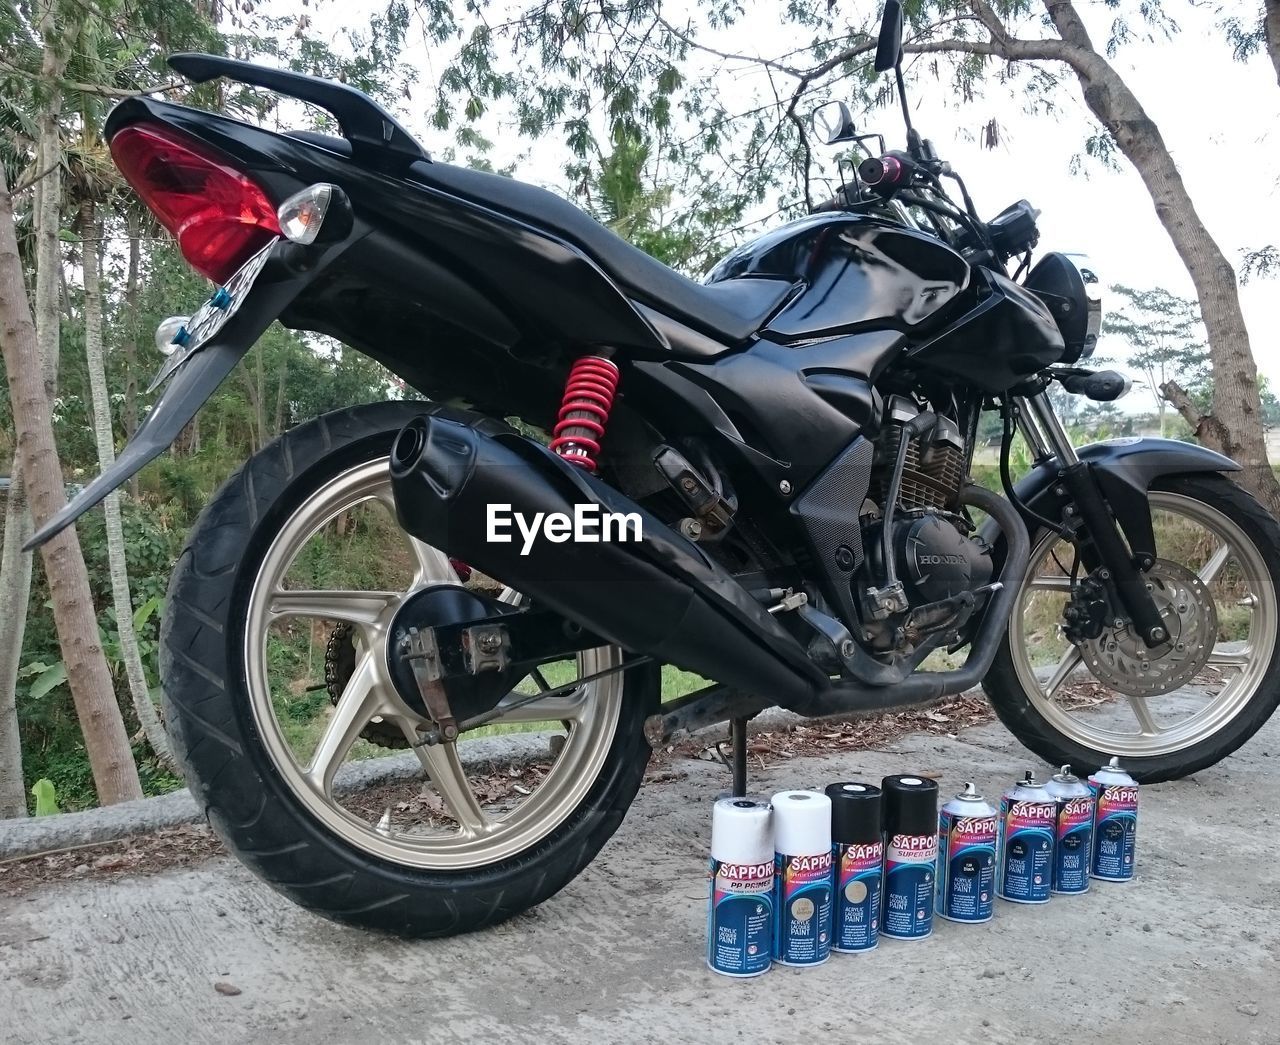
(30, 778, 60, 816)
(20, 660, 66, 700)
(581, 129, 732, 273)
(1104, 285, 1210, 431)
(1242, 245, 1278, 284)
(12, 501, 179, 808)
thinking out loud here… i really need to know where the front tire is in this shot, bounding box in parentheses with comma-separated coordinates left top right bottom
(984, 474, 1280, 783)
(161, 402, 658, 936)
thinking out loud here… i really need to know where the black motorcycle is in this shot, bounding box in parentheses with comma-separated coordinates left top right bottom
(30, 1, 1280, 936)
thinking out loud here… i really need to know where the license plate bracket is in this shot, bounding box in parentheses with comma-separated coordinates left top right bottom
(147, 239, 277, 392)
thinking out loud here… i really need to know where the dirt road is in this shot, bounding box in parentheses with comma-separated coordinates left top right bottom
(2, 716, 1277, 1045)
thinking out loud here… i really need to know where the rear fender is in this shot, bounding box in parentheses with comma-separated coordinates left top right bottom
(24, 230, 367, 549)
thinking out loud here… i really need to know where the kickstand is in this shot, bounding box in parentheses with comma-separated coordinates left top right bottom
(729, 716, 748, 798)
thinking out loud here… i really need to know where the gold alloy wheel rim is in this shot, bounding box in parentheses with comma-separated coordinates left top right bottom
(1008, 490, 1276, 758)
(243, 457, 625, 869)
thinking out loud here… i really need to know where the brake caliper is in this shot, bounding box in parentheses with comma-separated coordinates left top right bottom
(1062, 570, 1110, 643)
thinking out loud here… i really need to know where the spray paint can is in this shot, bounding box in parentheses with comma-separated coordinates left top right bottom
(707, 798, 774, 977)
(1044, 765, 1094, 895)
(998, 771, 1056, 904)
(1089, 757, 1139, 881)
(880, 775, 939, 940)
(826, 782, 883, 952)
(936, 782, 998, 923)
(772, 790, 834, 966)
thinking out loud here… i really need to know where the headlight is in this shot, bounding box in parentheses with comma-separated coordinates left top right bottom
(1026, 252, 1101, 363)
(1068, 255, 1102, 359)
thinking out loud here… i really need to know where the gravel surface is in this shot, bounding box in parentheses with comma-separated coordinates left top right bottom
(1, 712, 1277, 1045)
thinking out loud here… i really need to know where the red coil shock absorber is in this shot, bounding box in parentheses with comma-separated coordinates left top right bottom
(550, 355, 620, 473)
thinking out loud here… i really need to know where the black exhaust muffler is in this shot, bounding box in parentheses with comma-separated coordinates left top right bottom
(388, 414, 828, 706)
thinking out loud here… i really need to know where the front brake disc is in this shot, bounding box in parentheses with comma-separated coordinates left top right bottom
(325, 622, 408, 749)
(1078, 559, 1217, 697)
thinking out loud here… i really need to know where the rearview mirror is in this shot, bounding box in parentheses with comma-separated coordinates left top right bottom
(874, 0, 904, 73)
(812, 101, 857, 145)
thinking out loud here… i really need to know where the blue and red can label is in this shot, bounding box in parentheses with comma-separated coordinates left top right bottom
(707, 858, 774, 976)
(998, 799, 1055, 903)
(937, 812, 996, 922)
(1052, 796, 1094, 894)
(832, 840, 882, 952)
(1090, 783, 1138, 881)
(773, 850, 833, 965)
(882, 832, 937, 939)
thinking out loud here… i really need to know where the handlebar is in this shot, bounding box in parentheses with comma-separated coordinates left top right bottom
(1059, 369, 1131, 402)
(811, 193, 848, 214)
(809, 147, 1025, 268)
(857, 153, 914, 192)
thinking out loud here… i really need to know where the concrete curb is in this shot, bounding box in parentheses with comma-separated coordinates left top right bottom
(0, 730, 557, 861)
(0, 700, 949, 861)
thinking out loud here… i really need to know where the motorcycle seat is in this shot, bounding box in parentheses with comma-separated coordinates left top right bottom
(288, 130, 794, 347)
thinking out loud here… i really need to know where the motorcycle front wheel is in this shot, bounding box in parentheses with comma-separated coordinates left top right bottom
(984, 474, 1280, 783)
(161, 401, 658, 936)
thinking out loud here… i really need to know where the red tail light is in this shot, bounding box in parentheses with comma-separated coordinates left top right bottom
(110, 124, 281, 284)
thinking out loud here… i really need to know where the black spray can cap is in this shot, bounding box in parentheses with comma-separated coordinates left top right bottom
(825, 781, 883, 844)
(881, 774, 939, 837)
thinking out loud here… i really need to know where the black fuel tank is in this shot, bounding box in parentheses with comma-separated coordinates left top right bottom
(706, 213, 970, 343)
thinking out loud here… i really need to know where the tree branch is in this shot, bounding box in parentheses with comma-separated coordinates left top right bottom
(1159, 379, 1208, 431)
(9, 160, 60, 197)
(905, 33, 1078, 64)
(0, 56, 181, 99)
(1266, 0, 1280, 88)
(654, 15, 811, 79)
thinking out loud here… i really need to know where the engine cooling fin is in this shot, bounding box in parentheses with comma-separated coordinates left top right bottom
(869, 424, 966, 512)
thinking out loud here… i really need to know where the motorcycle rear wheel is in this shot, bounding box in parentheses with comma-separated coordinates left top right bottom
(984, 474, 1280, 783)
(161, 402, 658, 936)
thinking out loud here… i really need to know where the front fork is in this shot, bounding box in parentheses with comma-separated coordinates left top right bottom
(1015, 393, 1169, 648)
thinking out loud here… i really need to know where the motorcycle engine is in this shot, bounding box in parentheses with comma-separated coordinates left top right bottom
(860, 399, 993, 650)
(867, 398, 967, 512)
(882, 512, 993, 605)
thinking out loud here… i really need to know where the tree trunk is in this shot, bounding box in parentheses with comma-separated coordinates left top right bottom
(273, 350, 288, 437)
(0, 167, 143, 806)
(1265, 0, 1280, 88)
(254, 343, 267, 450)
(81, 200, 177, 772)
(1043, 0, 1280, 516)
(0, 6, 69, 817)
(0, 461, 32, 818)
(122, 210, 141, 499)
(33, 8, 63, 395)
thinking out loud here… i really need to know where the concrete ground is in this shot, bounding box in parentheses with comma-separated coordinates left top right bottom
(2, 714, 1278, 1045)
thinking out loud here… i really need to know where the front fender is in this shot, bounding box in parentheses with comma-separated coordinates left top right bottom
(1014, 437, 1240, 561)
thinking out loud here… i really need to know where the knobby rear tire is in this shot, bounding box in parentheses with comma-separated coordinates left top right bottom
(160, 402, 658, 936)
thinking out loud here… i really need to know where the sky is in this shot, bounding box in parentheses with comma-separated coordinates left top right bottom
(296, 0, 1280, 410)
